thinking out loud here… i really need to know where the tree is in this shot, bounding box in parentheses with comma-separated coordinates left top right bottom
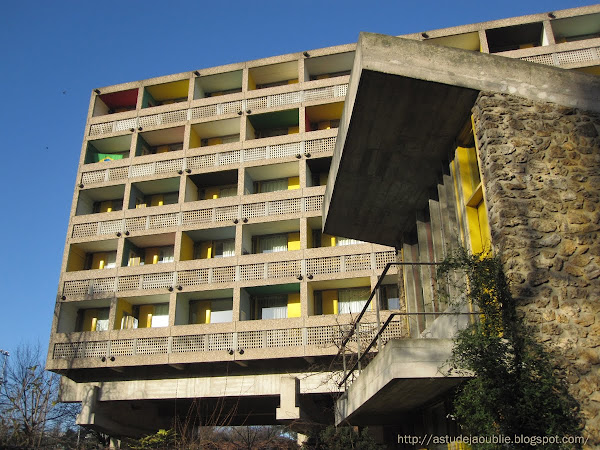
(0, 342, 78, 448)
(438, 250, 582, 449)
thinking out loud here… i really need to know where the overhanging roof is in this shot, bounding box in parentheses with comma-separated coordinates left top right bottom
(323, 32, 600, 247)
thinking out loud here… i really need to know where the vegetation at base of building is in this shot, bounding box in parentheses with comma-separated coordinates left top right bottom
(0, 343, 80, 449)
(126, 425, 297, 449)
(301, 426, 382, 450)
(438, 249, 582, 449)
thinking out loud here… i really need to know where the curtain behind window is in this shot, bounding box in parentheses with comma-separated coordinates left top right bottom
(339, 287, 370, 314)
(258, 234, 287, 253)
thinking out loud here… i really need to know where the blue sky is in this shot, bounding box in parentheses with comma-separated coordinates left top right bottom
(0, 0, 595, 361)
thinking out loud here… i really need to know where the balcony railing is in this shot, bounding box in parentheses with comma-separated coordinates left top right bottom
(88, 83, 348, 137)
(72, 194, 324, 238)
(80, 136, 336, 186)
(61, 251, 397, 297)
(51, 320, 403, 361)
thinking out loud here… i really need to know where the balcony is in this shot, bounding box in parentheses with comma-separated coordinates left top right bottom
(93, 88, 138, 117)
(175, 289, 235, 325)
(180, 227, 236, 261)
(142, 80, 189, 108)
(128, 178, 180, 209)
(135, 127, 184, 156)
(123, 233, 176, 267)
(190, 118, 240, 148)
(76, 185, 125, 216)
(304, 51, 354, 81)
(184, 169, 238, 202)
(88, 83, 348, 138)
(194, 70, 243, 99)
(241, 284, 300, 320)
(246, 109, 299, 140)
(248, 61, 298, 90)
(66, 240, 118, 272)
(244, 161, 299, 195)
(84, 135, 132, 164)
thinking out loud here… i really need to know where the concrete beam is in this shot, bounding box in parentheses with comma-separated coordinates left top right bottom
(336, 339, 467, 426)
(323, 32, 600, 246)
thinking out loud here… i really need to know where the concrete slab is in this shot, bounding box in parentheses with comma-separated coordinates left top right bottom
(336, 339, 467, 426)
(323, 32, 600, 246)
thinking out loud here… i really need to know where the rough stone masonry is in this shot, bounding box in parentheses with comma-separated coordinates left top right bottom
(473, 91, 600, 445)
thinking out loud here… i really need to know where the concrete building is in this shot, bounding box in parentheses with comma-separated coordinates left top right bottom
(48, 4, 600, 446)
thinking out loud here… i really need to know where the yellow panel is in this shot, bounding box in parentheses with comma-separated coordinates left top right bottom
(477, 200, 492, 252)
(194, 301, 211, 324)
(316, 74, 330, 80)
(67, 246, 86, 272)
(156, 145, 170, 154)
(145, 248, 159, 265)
(100, 201, 113, 213)
(456, 147, 476, 199)
(92, 253, 106, 270)
(466, 207, 483, 254)
(287, 232, 301, 251)
(519, 43, 534, 49)
(128, 255, 141, 266)
(322, 290, 338, 315)
(321, 234, 336, 247)
(319, 172, 328, 186)
(288, 177, 300, 190)
(248, 73, 256, 90)
(136, 202, 147, 208)
(138, 305, 154, 328)
(287, 79, 299, 84)
(200, 241, 213, 259)
(287, 293, 301, 318)
(307, 102, 344, 122)
(115, 299, 133, 330)
(180, 233, 194, 261)
(82, 309, 97, 332)
(189, 128, 201, 148)
(317, 121, 331, 130)
(146, 80, 189, 101)
(288, 126, 299, 134)
(207, 137, 223, 146)
(151, 195, 164, 207)
(204, 187, 220, 200)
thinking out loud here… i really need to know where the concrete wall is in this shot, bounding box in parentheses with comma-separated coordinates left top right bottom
(473, 91, 600, 444)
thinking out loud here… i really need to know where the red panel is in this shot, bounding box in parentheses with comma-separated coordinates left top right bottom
(99, 89, 138, 109)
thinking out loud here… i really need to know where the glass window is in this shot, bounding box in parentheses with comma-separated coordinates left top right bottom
(258, 295, 288, 319)
(210, 299, 233, 323)
(339, 287, 370, 314)
(159, 247, 174, 263)
(151, 304, 169, 328)
(257, 234, 288, 253)
(258, 178, 288, 193)
(214, 239, 235, 258)
(95, 309, 110, 331)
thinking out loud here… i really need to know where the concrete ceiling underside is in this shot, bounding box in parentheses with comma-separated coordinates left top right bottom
(323, 69, 478, 247)
(323, 32, 600, 248)
(343, 377, 466, 426)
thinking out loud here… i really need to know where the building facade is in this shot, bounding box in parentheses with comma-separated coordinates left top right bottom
(48, 4, 600, 445)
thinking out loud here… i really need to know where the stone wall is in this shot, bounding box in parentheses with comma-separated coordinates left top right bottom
(473, 91, 600, 445)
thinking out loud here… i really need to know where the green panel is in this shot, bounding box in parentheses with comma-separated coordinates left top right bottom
(246, 283, 300, 295)
(248, 109, 299, 130)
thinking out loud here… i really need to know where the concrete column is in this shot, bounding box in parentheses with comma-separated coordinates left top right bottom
(276, 376, 300, 420)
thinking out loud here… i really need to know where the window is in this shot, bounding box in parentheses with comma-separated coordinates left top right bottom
(257, 178, 288, 193)
(159, 247, 174, 263)
(214, 240, 235, 258)
(381, 284, 400, 310)
(85, 252, 117, 270)
(209, 299, 233, 323)
(339, 287, 370, 314)
(76, 308, 110, 332)
(151, 304, 169, 327)
(120, 312, 139, 330)
(336, 237, 364, 246)
(258, 295, 288, 319)
(256, 234, 288, 253)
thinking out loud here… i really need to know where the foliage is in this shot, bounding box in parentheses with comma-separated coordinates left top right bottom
(302, 425, 382, 450)
(130, 428, 177, 449)
(0, 342, 79, 449)
(127, 425, 297, 449)
(438, 249, 582, 449)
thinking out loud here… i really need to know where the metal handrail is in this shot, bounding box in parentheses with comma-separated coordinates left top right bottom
(337, 311, 480, 388)
(336, 261, 440, 357)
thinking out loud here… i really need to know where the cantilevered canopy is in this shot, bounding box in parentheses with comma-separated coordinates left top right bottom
(323, 32, 600, 247)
